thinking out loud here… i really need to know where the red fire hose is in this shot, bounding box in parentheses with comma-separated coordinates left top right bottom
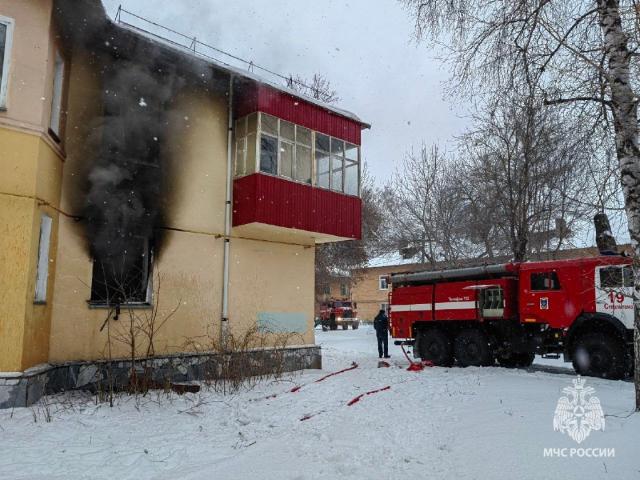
(401, 344, 433, 371)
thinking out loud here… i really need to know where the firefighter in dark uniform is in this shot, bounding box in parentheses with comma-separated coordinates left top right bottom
(373, 309, 390, 358)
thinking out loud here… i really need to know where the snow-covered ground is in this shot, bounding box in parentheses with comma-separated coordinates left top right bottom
(1, 326, 638, 480)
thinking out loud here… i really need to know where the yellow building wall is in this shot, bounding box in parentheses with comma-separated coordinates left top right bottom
(0, 0, 69, 371)
(48, 73, 317, 363)
(6, 8, 318, 367)
(229, 239, 316, 346)
(0, 128, 63, 371)
(0, 194, 34, 372)
(0, 0, 54, 131)
(49, 74, 231, 363)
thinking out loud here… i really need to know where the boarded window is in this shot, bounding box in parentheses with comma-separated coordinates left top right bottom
(49, 49, 65, 139)
(34, 214, 53, 302)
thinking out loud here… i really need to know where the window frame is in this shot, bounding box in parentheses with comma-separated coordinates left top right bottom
(235, 112, 361, 196)
(34, 213, 53, 303)
(530, 271, 561, 291)
(49, 48, 65, 141)
(599, 265, 634, 289)
(234, 114, 258, 177)
(340, 282, 349, 297)
(378, 275, 389, 291)
(0, 15, 15, 111)
(89, 239, 154, 307)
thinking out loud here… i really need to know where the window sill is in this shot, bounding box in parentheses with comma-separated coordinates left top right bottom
(47, 127, 61, 144)
(87, 302, 153, 310)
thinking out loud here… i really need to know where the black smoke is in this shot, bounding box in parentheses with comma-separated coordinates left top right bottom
(85, 42, 185, 302)
(54, 0, 221, 302)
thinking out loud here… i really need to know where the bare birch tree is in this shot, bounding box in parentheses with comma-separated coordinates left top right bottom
(384, 145, 472, 265)
(402, 0, 640, 408)
(459, 96, 591, 261)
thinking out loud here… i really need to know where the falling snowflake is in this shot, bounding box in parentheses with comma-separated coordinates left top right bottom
(138, 97, 148, 107)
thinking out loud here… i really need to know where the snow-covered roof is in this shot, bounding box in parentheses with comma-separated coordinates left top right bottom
(113, 21, 370, 128)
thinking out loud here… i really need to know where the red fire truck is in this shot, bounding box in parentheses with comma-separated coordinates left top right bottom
(319, 300, 360, 330)
(389, 255, 635, 379)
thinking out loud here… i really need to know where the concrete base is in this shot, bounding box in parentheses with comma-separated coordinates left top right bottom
(0, 345, 322, 409)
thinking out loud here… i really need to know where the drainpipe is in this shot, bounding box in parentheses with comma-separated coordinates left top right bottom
(221, 74, 234, 349)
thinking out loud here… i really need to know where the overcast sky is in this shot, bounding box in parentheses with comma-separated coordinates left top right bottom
(101, 0, 467, 184)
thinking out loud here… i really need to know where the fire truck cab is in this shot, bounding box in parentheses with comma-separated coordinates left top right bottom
(389, 256, 634, 379)
(319, 300, 360, 330)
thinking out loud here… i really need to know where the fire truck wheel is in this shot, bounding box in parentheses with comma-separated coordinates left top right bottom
(497, 352, 535, 368)
(352, 323, 359, 330)
(342, 325, 348, 330)
(454, 329, 493, 367)
(571, 333, 626, 379)
(417, 329, 453, 366)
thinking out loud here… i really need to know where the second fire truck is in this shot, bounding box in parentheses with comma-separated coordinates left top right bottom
(389, 255, 635, 379)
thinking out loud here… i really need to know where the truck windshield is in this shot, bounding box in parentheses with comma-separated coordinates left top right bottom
(333, 302, 352, 308)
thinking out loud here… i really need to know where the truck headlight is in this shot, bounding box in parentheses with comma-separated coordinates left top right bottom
(336, 317, 343, 321)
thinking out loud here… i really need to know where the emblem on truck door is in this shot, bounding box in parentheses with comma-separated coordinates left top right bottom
(540, 297, 549, 310)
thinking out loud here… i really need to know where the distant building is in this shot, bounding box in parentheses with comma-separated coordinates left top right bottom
(0, 0, 368, 407)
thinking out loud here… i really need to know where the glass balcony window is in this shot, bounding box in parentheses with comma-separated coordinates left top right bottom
(234, 112, 360, 196)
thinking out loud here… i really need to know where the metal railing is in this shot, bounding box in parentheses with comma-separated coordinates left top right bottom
(113, 5, 319, 96)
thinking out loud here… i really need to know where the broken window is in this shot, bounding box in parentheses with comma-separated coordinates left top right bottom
(0, 15, 15, 109)
(90, 238, 152, 305)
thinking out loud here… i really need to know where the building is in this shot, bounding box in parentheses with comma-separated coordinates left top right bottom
(349, 245, 633, 321)
(0, 0, 367, 407)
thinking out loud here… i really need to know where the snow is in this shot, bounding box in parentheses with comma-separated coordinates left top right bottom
(1, 326, 638, 479)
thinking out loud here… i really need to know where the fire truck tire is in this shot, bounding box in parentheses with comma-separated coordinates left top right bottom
(497, 352, 535, 368)
(454, 329, 493, 367)
(417, 329, 453, 366)
(352, 323, 359, 330)
(342, 325, 348, 330)
(571, 333, 626, 379)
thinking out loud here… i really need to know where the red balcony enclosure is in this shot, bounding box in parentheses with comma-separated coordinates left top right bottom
(233, 173, 362, 243)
